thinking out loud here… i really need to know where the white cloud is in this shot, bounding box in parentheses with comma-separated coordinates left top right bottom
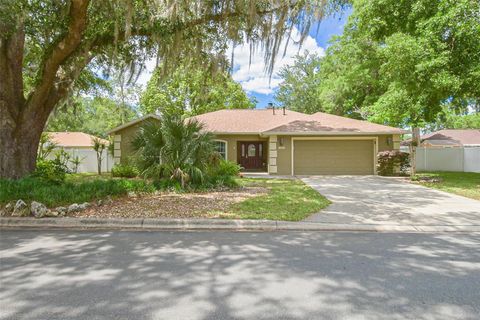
(230, 27, 325, 95)
(136, 58, 157, 87)
(136, 27, 325, 96)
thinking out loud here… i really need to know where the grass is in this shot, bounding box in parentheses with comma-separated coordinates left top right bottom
(415, 172, 480, 200)
(216, 178, 331, 221)
(0, 174, 156, 208)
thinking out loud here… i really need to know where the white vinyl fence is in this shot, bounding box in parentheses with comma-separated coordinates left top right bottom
(416, 147, 480, 173)
(47, 147, 114, 173)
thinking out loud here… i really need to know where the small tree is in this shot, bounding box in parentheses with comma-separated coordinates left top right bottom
(92, 138, 106, 175)
(410, 128, 421, 178)
(69, 155, 85, 174)
(37, 133, 58, 161)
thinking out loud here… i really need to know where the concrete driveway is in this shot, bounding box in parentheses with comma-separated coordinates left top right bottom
(302, 176, 480, 226)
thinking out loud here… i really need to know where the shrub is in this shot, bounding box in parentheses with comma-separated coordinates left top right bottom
(111, 164, 139, 178)
(377, 150, 410, 176)
(132, 114, 217, 188)
(32, 159, 69, 184)
(206, 160, 241, 188)
(0, 177, 155, 207)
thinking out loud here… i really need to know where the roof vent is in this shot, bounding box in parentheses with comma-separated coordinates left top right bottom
(267, 102, 275, 115)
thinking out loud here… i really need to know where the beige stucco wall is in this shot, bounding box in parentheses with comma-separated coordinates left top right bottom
(112, 118, 161, 164)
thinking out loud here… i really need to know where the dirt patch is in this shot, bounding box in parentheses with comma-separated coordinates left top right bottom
(69, 186, 268, 218)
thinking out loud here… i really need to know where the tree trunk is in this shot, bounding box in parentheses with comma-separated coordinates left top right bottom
(410, 127, 421, 178)
(0, 106, 47, 179)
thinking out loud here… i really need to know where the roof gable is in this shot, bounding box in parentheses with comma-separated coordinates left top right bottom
(107, 114, 161, 135)
(422, 129, 480, 146)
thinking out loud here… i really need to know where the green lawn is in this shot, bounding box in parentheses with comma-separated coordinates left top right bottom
(216, 178, 331, 221)
(415, 172, 480, 200)
(0, 174, 155, 207)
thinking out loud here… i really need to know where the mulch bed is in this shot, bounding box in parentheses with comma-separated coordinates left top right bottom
(68, 186, 268, 219)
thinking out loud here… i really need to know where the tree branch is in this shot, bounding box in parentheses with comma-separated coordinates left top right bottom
(28, 0, 90, 111)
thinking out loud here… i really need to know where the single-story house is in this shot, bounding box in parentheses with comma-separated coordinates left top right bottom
(401, 129, 480, 173)
(46, 132, 113, 173)
(401, 129, 480, 148)
(107, 109, 406, 175)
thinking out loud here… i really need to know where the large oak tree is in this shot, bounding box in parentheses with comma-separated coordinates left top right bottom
(0, 0, 342, 179)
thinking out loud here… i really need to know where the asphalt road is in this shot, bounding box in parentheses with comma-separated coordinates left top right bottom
(1, 230, 479, 320)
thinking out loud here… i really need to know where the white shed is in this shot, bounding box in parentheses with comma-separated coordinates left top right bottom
(46, 132, 114, 173)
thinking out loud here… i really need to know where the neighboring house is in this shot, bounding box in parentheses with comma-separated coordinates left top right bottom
(108, 109, 406, 175)
(402, 129, 480, 173)
(47, 132, 113, 173)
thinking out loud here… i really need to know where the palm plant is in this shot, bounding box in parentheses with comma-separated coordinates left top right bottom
(37, 133, 58, 161)
(132, 115, 216, 188)
(92, 138, 106, 175)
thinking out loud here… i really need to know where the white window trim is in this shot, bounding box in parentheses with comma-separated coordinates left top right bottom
(291, 136, 378, 176)
(213, 139, 228, 160)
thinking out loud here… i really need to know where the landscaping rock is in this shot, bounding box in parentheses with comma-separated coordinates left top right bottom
(12, 200, 29, 217)
(4, 202, 14, 213)
(55, 206, 67, 214)
(31, 201, 48, 218)
(67, 203, 81, 213)
(128, 191, 137, 198)
(96, 199, 104, 206)
(54, 207, 67, 216)
(78, 202, 90, 210)
(44, 211, 59, 217)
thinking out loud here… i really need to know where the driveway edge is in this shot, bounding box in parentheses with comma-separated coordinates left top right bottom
(1, 217, 480, 233)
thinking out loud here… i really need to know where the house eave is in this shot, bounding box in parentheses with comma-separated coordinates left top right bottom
(261, 130, 409, 136)
(107, 114, 161, 135)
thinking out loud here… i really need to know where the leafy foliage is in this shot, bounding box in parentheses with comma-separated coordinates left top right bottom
(141, 66, 256, 116)
(111, 164, 139, 178)
(37, 133, 58, 161)
(47, 96, 138, 138)
(132, 115, 218, 188)
(275, 52, 325, 114)
(377, 151, 410, 176)
(92, 137, 107, 175)
(276, 0, 480, 127)
(31, 159, 69, 184)
(206, 160, 241, 188)
(0, 176, 155, 207)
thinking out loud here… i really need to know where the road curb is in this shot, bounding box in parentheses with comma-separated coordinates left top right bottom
(1, 217, 480, 233)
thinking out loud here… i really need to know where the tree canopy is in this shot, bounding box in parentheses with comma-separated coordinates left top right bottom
(276, 0, 480, 128)
(141, 66, 255, 116)
(1, 0, 342, 179)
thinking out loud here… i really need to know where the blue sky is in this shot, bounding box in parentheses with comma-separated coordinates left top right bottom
(233, 9, 351, 109)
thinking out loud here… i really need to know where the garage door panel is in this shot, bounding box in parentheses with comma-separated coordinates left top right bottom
(294, 140, 374, 175)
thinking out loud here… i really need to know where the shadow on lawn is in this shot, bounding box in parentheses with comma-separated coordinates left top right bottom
(1, 230, 479, 320)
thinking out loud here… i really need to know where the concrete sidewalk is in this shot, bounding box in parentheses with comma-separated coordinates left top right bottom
(2, 217, 480, 233)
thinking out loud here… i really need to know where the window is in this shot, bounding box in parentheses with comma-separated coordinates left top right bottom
(214, 140, 227, 160)
(247, 144, 256, 157)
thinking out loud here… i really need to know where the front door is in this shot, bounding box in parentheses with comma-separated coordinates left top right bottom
(238, 142, 265, 170)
